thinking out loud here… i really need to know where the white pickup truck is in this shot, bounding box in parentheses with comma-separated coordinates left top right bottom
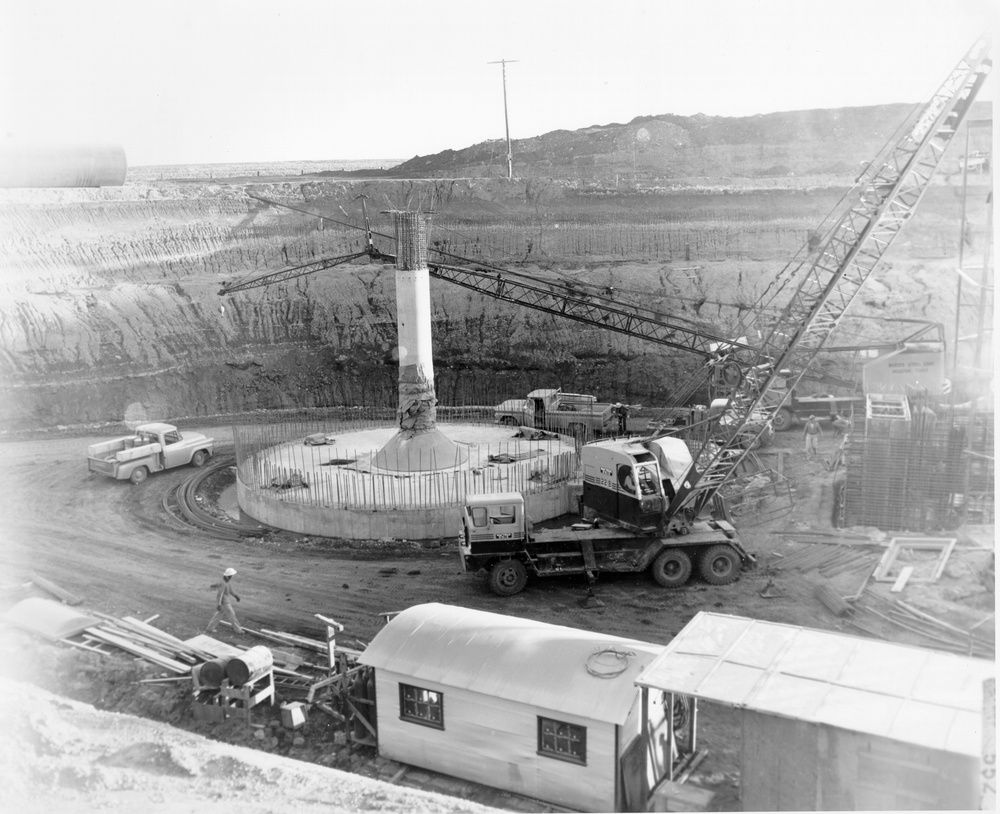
(87, 422, 214, 484)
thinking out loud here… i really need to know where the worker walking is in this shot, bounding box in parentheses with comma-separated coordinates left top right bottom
(803, 415, 823, 458)
(206, 567, 243, 635)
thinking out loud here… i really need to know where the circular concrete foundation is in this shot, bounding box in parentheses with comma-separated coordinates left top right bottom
(236, 423, 580, 541)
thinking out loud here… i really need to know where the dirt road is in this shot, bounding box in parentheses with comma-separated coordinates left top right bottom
(0, 426, 842, 645)
(0, 426, 991, 811)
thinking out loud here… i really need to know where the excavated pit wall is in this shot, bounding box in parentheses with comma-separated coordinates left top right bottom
(0, 178, 977, 433)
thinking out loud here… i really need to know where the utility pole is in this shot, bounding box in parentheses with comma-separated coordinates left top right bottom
(488, 59, 518, 180)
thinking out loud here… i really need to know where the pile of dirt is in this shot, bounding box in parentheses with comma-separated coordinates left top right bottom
(0, 671, 495, 814)
(387, 103, 991, 181)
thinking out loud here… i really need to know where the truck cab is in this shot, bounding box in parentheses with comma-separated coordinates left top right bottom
(460, 492, 531, 593)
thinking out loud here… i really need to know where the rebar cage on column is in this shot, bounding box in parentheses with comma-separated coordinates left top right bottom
(838, 410, 994, 531)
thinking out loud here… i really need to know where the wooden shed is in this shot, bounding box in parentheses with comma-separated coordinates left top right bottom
(358, 603, 671, 812)
(635, 611, 994, 811)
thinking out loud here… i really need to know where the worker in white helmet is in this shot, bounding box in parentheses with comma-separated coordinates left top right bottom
(803, 415, 823, 458)
(206, 567, 243, 635)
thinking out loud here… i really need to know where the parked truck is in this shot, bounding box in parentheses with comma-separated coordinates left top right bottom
(87, 422, 215, 484)
(494, 388, 618, 437)
(763, 375, 863, 431)
(460, 435, 755, 596)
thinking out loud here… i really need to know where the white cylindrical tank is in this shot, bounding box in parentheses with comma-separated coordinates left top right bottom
(0, 141, 127, 187)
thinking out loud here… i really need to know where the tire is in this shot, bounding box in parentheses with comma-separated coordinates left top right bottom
(650, 549, 692, 588)
(191, 450, 209, 467)
(488, 559, 528, 597)
(568, 423, 587, 441)
(129, 466, 149, 485)
(499, 416, 517, 426)
(772, 407, 794, 432)
(698, 545, 741, 586)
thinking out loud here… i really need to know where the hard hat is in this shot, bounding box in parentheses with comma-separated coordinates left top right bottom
(809, 415, 816, 420)
(224, 567, 237, 577)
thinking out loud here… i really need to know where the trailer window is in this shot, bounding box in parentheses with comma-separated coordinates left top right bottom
(490, 505, 517, 525)
(470, 507, 488, 528)
(399, 683, 444, 730)
(538, 717, 586, 765)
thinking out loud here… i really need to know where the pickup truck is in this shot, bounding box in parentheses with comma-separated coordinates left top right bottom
(494, 389, 617, 437)
(763, 389, 863, 431)
(87, 422, 214, 484)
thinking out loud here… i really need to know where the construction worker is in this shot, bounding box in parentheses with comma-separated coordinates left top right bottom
(617, 403, 629, 435)
(832, 413, 853, 436)
(206, 567, 243, 635)
(803, 415, 823, 458)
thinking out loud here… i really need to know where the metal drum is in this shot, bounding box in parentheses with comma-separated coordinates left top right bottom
(225, 646, 273, 686)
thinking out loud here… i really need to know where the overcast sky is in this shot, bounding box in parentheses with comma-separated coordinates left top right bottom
(0, 0, 995, 167)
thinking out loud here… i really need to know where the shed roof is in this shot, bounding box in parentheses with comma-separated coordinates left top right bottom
(4, 597, 100, 642)
(359, 603, 663, 724)
(635, 612, 994, 758)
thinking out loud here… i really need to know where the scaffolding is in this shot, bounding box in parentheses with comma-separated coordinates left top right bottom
(838, 394, 994, 531)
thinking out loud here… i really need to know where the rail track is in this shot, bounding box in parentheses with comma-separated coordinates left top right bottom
(163, 459, 270, 540)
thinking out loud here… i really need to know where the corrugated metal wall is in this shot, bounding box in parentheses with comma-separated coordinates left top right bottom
(741, 710, 979, 810)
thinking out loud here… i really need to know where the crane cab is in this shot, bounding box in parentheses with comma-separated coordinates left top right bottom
(581, 437, 696, 534)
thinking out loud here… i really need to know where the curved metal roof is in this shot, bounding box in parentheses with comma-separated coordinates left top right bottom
(636, 612, 994, 757)
(359, 603, 663, 724)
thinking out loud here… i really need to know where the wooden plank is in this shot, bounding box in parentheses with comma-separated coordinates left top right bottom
(893, 599, 975, 636)
(260, 628, 327, 652)
(123, 616, 212, 655)
(61, 637, 114, 657)
(890, 566, 914, 593)
(84, 627, 191, 673)
(814, 583, 852, 617)
(28, 573, 82, 605)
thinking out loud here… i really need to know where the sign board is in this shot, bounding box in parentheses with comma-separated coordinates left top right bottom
(862, 347, 945, 395)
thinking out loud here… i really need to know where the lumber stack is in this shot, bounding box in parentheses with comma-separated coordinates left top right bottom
(856, 591, 995, 659)
(64, 613, 221, 674)
(770, 536, 881, 579)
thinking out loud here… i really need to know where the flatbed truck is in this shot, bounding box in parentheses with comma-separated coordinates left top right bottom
(459, 434, 756, 596)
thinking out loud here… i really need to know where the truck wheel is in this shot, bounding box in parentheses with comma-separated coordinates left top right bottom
(129, 466, 149, 485)
(772, 407, 794, 432)
(650, 549, 692, 588)
(488, 560, 528, 597)
(191, 450, 209, 467)
(499, 416, 517, 427)
(698, 545, 741, 585)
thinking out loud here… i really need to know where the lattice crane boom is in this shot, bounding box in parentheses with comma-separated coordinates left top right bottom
(667, 35, 992, 517)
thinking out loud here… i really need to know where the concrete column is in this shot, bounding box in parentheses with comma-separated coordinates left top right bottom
(372, 212, 467, 472)
(393, 212, 437, 432)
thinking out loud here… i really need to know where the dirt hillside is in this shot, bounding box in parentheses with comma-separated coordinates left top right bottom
(0, 174, 990, 434)
(385, 102, 991, 180)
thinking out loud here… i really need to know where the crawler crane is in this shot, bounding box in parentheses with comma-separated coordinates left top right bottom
(221, 38, 991, 594)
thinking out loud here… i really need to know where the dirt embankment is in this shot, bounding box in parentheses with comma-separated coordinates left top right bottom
(0, 174, 985, 435)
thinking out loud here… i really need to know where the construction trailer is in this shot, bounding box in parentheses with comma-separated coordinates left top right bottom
(635, 612, 994, 811)
(357, 603, 674, 813)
